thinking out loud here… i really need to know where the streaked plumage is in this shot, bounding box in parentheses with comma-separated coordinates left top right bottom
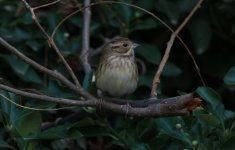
(96, 37, 139, 97)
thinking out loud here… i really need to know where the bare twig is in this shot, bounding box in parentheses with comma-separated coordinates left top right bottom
(0, 37, 95, 101)
(80, 0, 92, 73)
(0, 84, 94, 106)
(150, 0, 204, 97)
(51, 0, 205, 89)
(0, 93, 75, 111)
(177, 37, 206, 87)
(32, 0, 62, 10)
(43, 47, 48, 86)
(21, 0, 80, 87)
(103, 3, 126, 29)
(41, 110, 89, 130)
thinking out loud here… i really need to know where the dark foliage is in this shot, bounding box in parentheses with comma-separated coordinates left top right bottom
(0, 0, 235, 149)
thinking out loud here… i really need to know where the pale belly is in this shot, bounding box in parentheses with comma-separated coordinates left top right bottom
(96, 58, 138, 97)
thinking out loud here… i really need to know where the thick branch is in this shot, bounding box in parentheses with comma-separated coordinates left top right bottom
(80, 0, 92, 73)
(151, 0, 204, 97)
(0, 82, 196, 117)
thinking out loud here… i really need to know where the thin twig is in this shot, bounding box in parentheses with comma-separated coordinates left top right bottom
(80, 0, 92, 74)
(0, 37, 95, 101)
(41, 110, 89, 131)
(51, 0, 205, 88)
(150, 0, 204, 97)
(32, 0, 62, 10)
(21, 0, 80, 87)
(43, 47, 48, 87)
(0, 84, 94, 106)
(0, 94, 75, 111)
(103, 3, 126, 29)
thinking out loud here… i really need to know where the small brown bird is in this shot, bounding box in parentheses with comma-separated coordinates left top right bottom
(96, 37, 139, 97)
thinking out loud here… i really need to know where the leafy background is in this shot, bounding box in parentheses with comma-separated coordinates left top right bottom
(0, 0, 235, 149)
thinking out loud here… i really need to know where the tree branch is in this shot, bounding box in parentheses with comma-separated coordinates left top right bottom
(0, 36, 198, 116)
(0, 84, 94, 106)
(80, 0, 92, 74)
(0, 82, 196, 117)
(151, 0, 204, 97)
(21, 0, 81, 87)
(0, 37, 95, 101)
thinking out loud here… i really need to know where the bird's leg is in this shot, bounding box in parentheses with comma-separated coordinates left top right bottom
(98, 98, 103, 111)
(125, 96, 131, 117)
(97, 89, 103, 98)
(96, 89, 104, 111)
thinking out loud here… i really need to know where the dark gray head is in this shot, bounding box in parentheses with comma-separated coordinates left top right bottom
(103, 37, 139, 56)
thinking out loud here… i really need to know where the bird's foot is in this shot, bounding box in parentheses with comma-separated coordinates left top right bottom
(125, 100, 131, 118)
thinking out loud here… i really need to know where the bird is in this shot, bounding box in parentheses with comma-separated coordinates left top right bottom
(95, 37, 139, 97)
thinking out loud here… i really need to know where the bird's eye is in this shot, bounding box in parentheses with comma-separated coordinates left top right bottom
(122, 43, 128, 47)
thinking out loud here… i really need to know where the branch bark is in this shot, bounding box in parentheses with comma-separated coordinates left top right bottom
(151, 0, 204, 97)
(0, 82, 195, 117)
(80, 0, 92, 74)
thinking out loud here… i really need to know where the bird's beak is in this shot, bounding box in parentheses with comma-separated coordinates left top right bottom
(132, 43, 140, 49)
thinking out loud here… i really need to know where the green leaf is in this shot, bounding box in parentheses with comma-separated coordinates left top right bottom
(220, 136, 235, 150)
(113, 1, 132, 23)
(10, 110, 42, 137)
(198, 143, 208, 150)
(13, 28, 31, 42)
(82, 70, 94, 91)
(162, 62, 182, 77)
(26, 40, 43, 52)
(0, 54, 42, 84)
(230, 122, 235, 131)
(139, 72, 154, 88)
(224, 66, 235, 85)
(188, 19, 212, 55)
(40, 80, 76, 99)
(156, 0, 197, 25)
(21, 13, 33, 25)
(193, 110, 220, 127)
(0, 90, 12, 115)
(68, 117, 96, 129)
(196, 87, 225, 125)
(132, 19, 160, 31)
(18, 68, 43, 84)
(4, 93, 42, 137)
(30, 125, 83, 139)
(135, 0, 156, 10)
(0, 55, 29, 75)
(0, 139, 16, 150)
(136, 44, 161, 65)
(155, 118, 191, 145)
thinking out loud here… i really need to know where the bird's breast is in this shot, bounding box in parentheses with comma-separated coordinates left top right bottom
(96, 56, 138, 97)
